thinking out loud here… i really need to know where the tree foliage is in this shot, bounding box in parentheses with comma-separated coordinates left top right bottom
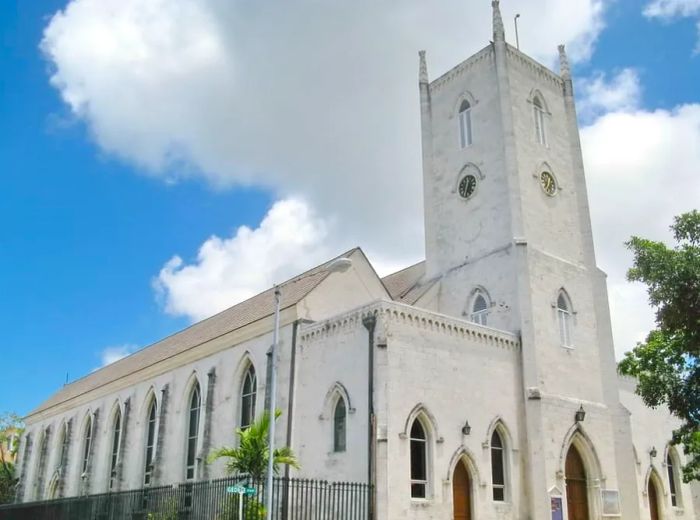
(208, 410, 299, 480)
(0, 412, 24, 504)
(619, 211, 700, 482)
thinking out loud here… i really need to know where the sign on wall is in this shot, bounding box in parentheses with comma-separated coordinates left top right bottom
(602, 490, 621, 516)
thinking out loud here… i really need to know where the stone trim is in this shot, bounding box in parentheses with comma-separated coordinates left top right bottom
(152, 384, 169, 486)
(16, 432, 32, 503)
(83, 409, 99, 496)
(300, 300, 519, 351)
(57, 419, 72, 499)
(506, 45, 563, 87)
(430, 46, 494, 92)
(34, 426, 51, 500)
(116, 398, 130, 491)
(201, 368, 217, 480)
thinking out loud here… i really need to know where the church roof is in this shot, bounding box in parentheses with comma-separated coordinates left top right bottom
(28, 248, 362, 418)
(381, 261, 434, 304)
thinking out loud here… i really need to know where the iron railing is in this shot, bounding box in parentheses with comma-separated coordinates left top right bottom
(0, 475, 371, 520)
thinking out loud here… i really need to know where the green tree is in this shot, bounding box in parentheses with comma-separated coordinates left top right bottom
(619, 211, 700, 482)
(208, 410, 299, 479)
(0, 412, 24, 504)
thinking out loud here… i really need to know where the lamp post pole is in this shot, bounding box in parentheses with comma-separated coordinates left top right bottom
(265, 286, 281, 520)
(514, 14, 521, 50)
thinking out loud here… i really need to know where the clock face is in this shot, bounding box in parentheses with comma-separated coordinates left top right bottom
(540, 171, 557, 196)
(458, 174, 478, 199)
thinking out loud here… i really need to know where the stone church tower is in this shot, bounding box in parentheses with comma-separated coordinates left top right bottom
(418, 1, 638, 517)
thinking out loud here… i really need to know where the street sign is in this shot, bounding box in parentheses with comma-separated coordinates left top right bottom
(226, 485, 256, 496)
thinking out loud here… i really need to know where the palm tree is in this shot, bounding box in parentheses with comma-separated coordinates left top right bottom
(208, 410, 299, 480)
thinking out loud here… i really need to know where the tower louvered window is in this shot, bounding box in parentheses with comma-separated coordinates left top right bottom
(459, 100, 473, 148)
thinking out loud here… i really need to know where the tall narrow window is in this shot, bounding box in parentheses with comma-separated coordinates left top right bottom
(557, 292, 573, 347)
(109, 408, 122, 491)
(471, 291, 490, 326)
(333, 398, 347, 453)
(36, 429, 49, 497)
(410, 419, 428, 499)
(58, 423, 69, 470)
(144, 399, 157, 486)
(459, 100, 473, 148)
(185, 383, 201, 481)
(240, 366, 257, 430)
(667, 451, 679, 507)
(81, 416, 93, 476)
(534, 96, 547, 146)
(491, 430, 506, 501)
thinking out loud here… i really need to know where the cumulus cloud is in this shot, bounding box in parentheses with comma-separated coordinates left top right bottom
(581, 104, 700, 355)
(99, 344, 140, 368)
(41, 0, 606, 264)
(577, 69, 642, 121)
(154, 198, 333, 321)
(644, 0, 700, 51)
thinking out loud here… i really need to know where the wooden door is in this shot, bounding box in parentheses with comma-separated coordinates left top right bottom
(566, 446, 589, 520)
(452, 461, 471, 520)
(648, 478, 660, 520)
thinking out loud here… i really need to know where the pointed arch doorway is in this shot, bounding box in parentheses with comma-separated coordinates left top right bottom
(452, 460, 472, 520)
(648, 476, 661, 520)
(565, 445, 590, 520)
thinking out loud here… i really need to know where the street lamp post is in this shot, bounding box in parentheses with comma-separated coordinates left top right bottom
(265, 257, 353, 520)
(514, 14, 521, 50)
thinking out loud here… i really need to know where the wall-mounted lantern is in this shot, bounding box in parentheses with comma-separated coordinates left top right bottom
(575, 405, 586, 423)
(462, 420, 472, 435)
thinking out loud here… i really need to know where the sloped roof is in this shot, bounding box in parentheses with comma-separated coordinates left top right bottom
(28, 248, 361, 418)
(381, 261, 435, 304)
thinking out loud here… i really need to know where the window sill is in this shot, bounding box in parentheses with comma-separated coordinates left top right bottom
(410, 498, 433, 508)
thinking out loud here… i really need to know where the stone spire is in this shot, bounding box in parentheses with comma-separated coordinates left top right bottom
(419, 50, 429, 84)
(492, 0, 505, 42)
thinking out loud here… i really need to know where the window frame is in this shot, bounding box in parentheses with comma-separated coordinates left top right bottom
(667, 448, 682, 508)
(143, 397, 158, 486)
(240, 365, 257, 431)
(109, 407, 122, 491)
(490, 429, 507, 502)
(332, 396, 347, 453)
(470, 290, 490, 326)
(80, 415, 93, 477)
(533, 97, 547, 146)
(458, 100, 473, 149)
(409, 418, 430, 500)
(557, 292, 574, 348)
(185, 382, 201, 481)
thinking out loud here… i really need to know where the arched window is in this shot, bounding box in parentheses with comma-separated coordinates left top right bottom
(533, 96, 547, 146)
(409, 419, 428, 498)
(143, 398, 157, 486)
(333, 397, 347, 453)
(471, 290, 490, 326)
(240, 365, 257, 430)
(557, 292, 573, 347)
(81, 416, 93, 476)
(667, 449, 681, 507)
(57, 422, 69, 470)
(109, 408, 122, 490)
(459, 100, 473, 148)
(185, 382, 201, 481)
(491, 430, 506, 501)
(36, 428, 49, 497)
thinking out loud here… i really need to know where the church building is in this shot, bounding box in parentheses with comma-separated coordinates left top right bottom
(14, 2, 699, 519)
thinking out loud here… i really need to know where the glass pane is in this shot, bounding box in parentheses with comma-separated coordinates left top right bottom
(491, 448, 504, 486)
(411, 483, 426, 499)
(493, 486, 505, 502)
(410, 439, 427, 480)
(491, 431, 502, 449)
(334, 400, 347, 452)
(410, 420, 425, 440)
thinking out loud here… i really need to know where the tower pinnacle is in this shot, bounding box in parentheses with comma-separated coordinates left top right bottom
(419, 50, 429, 84)
(558, 44, 571, 79)
(492, 0, 505, 42)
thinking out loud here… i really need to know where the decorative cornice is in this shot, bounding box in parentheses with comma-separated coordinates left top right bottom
(429, 46, 494, 93)
(299, 300, 520, 351)
(506, 45, 563, 87)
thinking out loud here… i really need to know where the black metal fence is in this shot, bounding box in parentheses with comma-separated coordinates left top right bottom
(0, 476, 371, 520)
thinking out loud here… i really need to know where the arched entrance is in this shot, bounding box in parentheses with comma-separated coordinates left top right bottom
(648, 476, 661, 520)
(452, 460, 472, 520)
(566, 445, 589, 520)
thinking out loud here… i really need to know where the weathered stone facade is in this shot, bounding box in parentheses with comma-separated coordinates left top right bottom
(14, 3, 698, 519)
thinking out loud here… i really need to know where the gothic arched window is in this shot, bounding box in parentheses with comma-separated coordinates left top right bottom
(557, 291, 573, 347)
(81, 415, 93, 477)
(491, 430, 506, 501)
(109, 408, 122, 490)
(185, 382, 201, 481)
(409, 419, 429, 498)
(459, 100, 473, 148)
(333, 397, 347, 453)
(471, 290, 490, 326)
(240, 365, 257, 430)
(58, 422, 69, 471)
(143, 397, 157, 486)
(667, 448, 681, 507)
(533, 96, 547, 146)
(36, 428, 49, 498)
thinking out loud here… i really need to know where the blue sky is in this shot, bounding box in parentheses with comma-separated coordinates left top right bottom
(1, 0, 699, 416)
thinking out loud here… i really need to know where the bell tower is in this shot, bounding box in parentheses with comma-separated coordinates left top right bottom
(418, 1, 635, 517)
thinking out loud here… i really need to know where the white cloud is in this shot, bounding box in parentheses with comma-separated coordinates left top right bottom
(154, 198, 332, 321)
(581, 104, 700, 356)
(577, 69, 642, 121)
(644, 0, 700, 18)
(41, 0, 606, 264)
(99, 344, 140, 368)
